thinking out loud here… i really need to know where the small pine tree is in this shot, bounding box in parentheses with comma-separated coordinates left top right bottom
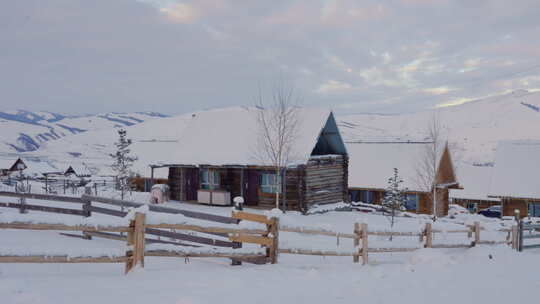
(110, 129, 137, 200)
(382, 168, 407, 240)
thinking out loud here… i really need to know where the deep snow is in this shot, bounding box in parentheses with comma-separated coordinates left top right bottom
(0, 194, 537, 304)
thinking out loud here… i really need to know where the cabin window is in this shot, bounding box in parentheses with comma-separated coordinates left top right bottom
(405, 194, 418, 211)
(200, 169, 220, 190)
(528, 202, 540, 217)
(466, 203, 478, 213)
(261, 173, 281, 194)
(358, 190, 375, 204)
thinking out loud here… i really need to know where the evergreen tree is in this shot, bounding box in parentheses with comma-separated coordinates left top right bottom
(110, 129, 137, 200)
(382, 168, 406, 240)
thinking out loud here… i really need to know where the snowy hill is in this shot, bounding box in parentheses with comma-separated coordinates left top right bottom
(0, 110, 167, 153)
(5, 90, 540, 177)
(339, 89, 540, 165)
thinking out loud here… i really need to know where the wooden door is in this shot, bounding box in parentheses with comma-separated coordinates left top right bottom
(245, 170, 259, 205)
(184, 168, 199, 201)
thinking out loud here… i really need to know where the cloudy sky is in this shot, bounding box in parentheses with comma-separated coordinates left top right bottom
(1, 0, 539, 115)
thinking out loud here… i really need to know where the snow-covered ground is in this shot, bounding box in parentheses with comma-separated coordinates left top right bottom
(1, 193, 538, 304)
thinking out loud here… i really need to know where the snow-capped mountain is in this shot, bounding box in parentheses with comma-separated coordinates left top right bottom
(0, 110, 167, 153)
(3, 89, 539, 177)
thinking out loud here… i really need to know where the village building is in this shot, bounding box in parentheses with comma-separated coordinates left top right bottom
(347, 142, 460, 216)
(0, 158, 27, 177)
(450, 164, 500, 213)
(149, 107, 349, 212)
(488, 140, 540, 218)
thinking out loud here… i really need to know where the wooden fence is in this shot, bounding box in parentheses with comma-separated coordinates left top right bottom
(0, 191, 519, 268)
(279, 221, 516, 265)
(0, 210, 279, 273)
(517, 221, 540, 251)
(0, 192, 280, 265)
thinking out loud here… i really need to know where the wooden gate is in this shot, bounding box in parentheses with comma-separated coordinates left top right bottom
(518, 221, 540, 251)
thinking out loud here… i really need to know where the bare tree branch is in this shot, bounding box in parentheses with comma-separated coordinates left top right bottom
(254, 78, 302, 210)
(414, 113, 444, 218)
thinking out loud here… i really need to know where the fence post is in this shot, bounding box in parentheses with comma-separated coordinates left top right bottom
(81, 198, 92, 240)
(19, 196, 27, 214)
(125, 212, 145, 274)
(269, 217, 280, 264)
(425, 223, 433, 248)
(511, 225, 518, 250)
(353, 223, 360, 263)
(518, 220, 523, 252)
(230, 209, 242, 266)
(361, 223, 368, 265)
(473, 221, 480, 246)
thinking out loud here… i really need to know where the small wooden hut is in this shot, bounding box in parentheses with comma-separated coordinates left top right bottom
(150, 107, 349, 212)
(348, 142, 460, 216)
(450, 164, 499, 213)
(0, 158, 27, 177)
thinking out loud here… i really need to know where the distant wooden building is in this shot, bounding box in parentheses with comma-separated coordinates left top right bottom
(488, 141, 540, 218)
(0, 158, 27, 177)
(150, 107, 349, 212)
(450, 164, 499, 213)
(348, 143, 460, 216)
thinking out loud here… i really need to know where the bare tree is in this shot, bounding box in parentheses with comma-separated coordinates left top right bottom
(415, 113, 444, 219)
(255, 79, 301, 211)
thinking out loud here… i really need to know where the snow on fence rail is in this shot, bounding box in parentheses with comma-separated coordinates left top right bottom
(278, 221, 517, 265)
(0, 210, 279, 273)
(517, 221, 540, 251)
(0, 192, 269, 253)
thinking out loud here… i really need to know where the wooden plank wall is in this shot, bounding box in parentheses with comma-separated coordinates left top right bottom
(257, 168, 302, 211)
(168, 167, 184, 201)
(304, 155, 347, 208)
(452, 199, 500, 213)
(502, 198, 528, 218)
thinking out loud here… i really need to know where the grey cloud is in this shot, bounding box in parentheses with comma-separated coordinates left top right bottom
(0, 0, 539, 115)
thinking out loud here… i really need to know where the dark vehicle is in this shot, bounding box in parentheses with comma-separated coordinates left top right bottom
(478, 205, 501, 218)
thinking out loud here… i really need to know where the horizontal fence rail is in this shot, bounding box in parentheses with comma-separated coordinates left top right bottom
(518, 221, 540, 251)
(0, 209, 279, 273)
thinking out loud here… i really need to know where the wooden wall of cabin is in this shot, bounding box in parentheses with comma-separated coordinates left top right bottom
(502, 199, 528, 218)
(256, 168, 302, 211)
(303, 155, 348, 209)
(168, 167, 184, 201)
(452, 199, 500, 213)
(416, 189, 449, 216)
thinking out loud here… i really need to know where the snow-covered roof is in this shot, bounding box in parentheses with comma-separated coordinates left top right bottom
(65, 165, 92, 177)
(151, 107, 339, 167)
(450, 164, 499, 202)
(488, 140, 540, 200)
(0, 158, 17, 170)
(347, 143, 429, 192)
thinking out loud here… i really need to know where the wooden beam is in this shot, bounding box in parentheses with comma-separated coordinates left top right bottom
(0, 191, 85, 204)
(145, 228, 237, 248)
(229, 234, 273, 247)
(145, 223, 267, 235)
(82, 194, 239, 224)
(0, 201, 85, 216)
(0, 222, 130, 232)
(231, 211, 271, 225)
(0, 255, 127, 263)
(144, 250, 265, 259)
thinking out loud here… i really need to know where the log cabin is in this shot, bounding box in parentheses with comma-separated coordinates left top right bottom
(348, 142, 460, 216)
(450, 164, 500, 213)
(149, 107, 349, 212)
(0, 158, 27, 177)
(488, 140, 540, 218)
